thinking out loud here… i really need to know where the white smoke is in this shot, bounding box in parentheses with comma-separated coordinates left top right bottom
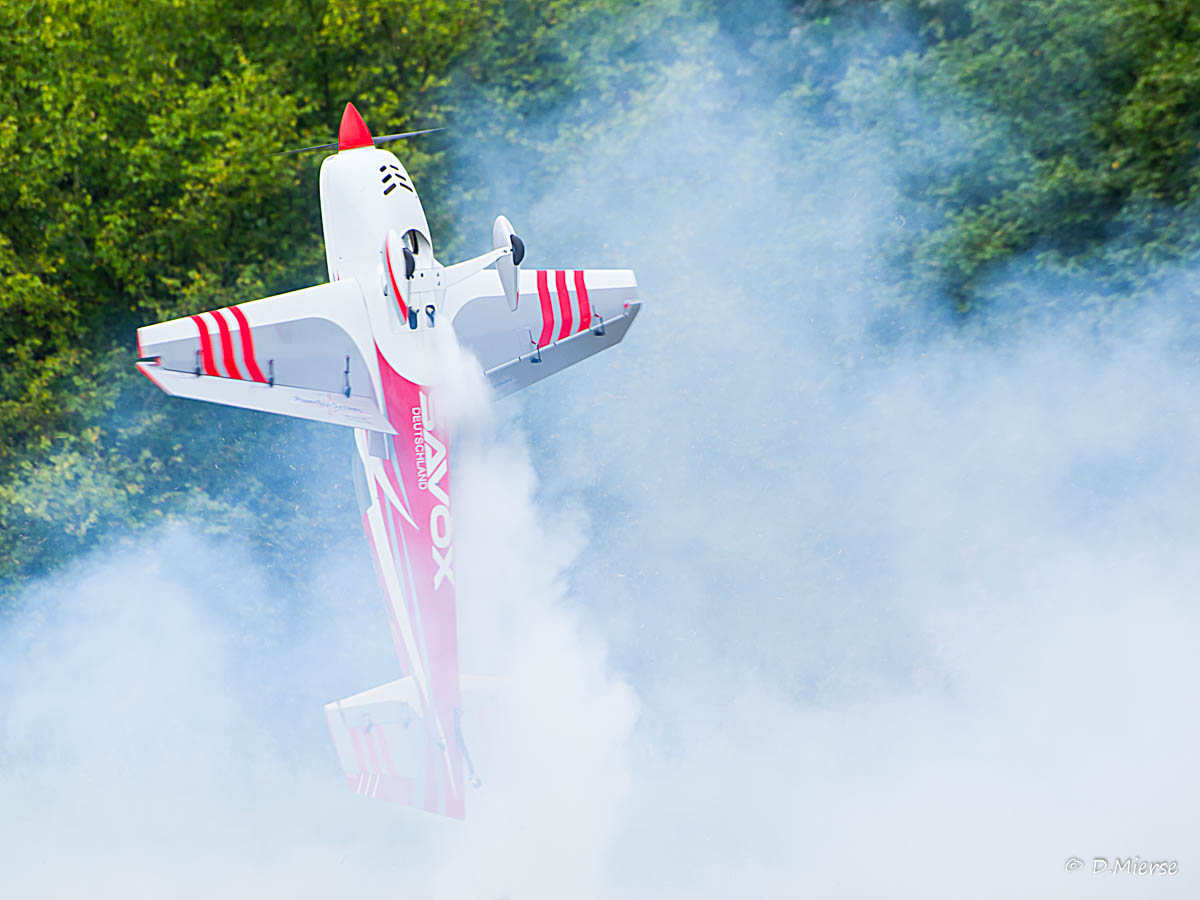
(431, 330, 639, 898)
(3, 10, 1200, 900)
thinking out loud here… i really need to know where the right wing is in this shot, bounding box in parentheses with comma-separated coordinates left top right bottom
(446, 268, 640, 397)
(135, 280, 393, 432)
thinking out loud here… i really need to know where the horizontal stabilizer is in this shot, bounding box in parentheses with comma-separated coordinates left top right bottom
(324, 678, 427, 806)
(325, 676, 500, 818)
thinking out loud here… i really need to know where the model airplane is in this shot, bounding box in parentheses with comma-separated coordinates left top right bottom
(135, 102, 640, 818)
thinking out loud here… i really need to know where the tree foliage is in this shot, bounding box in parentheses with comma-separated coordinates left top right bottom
(1, 0, 1198, 594)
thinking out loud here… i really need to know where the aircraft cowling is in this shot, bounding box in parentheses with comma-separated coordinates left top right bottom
(492, 215, 522, 311)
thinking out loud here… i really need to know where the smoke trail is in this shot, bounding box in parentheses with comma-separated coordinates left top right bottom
(444, 16, 1200, 900)
(428, 330, 640, 897)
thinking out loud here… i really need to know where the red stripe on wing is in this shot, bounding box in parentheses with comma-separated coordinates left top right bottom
(207, 310, 243, 380)
(555, 269, 573, 340)
(536, 270, 555, 348)
(190, 315, 219, 376)
(228, 305, 268, 383)
(574, 270, 591, 332)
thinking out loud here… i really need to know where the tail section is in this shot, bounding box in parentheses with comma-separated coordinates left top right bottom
(325, 676, 465, 817)
(325, 676, 500, 817)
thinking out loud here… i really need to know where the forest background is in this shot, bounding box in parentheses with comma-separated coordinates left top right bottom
(2, 0, 1199, 600)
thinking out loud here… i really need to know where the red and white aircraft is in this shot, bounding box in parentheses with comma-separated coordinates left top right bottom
(135, 103, 640, 818)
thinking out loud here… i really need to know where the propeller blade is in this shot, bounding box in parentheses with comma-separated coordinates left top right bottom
(372, 127, 445, 146)
(273, 141, 338, 157)
(274, 127, 442, 157)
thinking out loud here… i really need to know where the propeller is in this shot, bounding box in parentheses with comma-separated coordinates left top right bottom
(275, 127, 444, 157)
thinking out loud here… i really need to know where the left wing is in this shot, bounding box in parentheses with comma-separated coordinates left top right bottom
(136, 280, 393, 432)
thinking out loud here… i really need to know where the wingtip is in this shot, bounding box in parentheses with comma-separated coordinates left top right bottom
(338, 102, 373, 151)
(135, 360, 167, 393)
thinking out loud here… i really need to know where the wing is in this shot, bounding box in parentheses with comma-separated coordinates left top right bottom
(336, 351, 467, 818)
(135, 280, 393, 432)
(140, 284, 469, 817)
(447, 268, 640, 397)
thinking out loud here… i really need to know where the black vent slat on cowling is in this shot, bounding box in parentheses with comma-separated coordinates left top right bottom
(380, 165, 415, 196)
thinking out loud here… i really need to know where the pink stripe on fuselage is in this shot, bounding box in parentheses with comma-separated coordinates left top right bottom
(385, 242, 409, 318)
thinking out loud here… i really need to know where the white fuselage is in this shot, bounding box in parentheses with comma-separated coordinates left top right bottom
(319, 146, 450, 389)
